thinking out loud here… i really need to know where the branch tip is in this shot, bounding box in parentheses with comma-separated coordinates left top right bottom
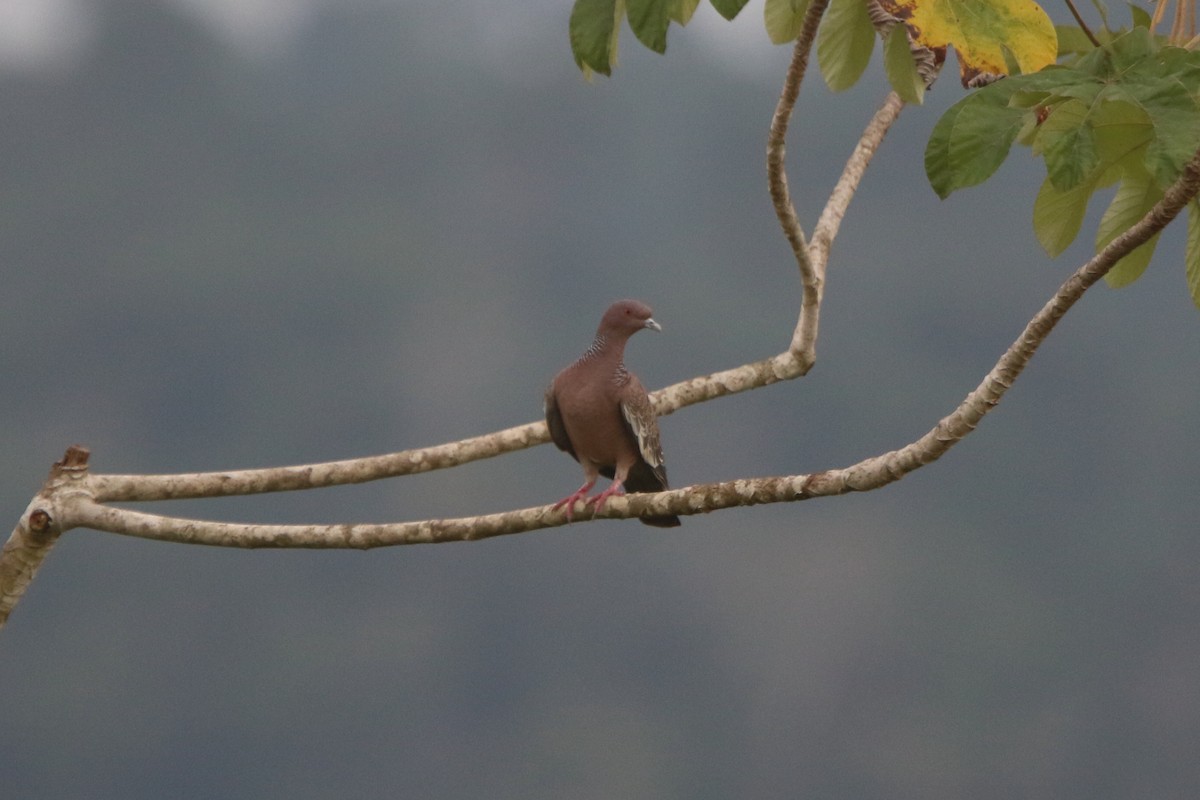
(46, 444, 92, 486)
(61, 444, 91, 468)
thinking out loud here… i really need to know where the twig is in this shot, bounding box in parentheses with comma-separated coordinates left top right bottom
(811, 92, 904, 273)
(766, 0, 830, 360)
(1064, 0, 1102, 48)
(801, 90, 904, 355)
(90, 421, 548, 502)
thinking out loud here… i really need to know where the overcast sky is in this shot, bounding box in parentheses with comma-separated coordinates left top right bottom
(0, 0, 782, 73)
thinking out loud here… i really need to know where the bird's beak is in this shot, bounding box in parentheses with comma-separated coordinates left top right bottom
(645, 318, 662, 332)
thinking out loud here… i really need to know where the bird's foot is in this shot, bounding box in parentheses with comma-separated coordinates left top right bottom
(552, 480, 597, 522)
(584, 482, 625, 517)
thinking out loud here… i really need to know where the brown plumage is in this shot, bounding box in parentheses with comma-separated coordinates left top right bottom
(545, 299, 681, 527)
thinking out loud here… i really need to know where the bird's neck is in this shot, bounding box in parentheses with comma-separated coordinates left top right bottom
(580, 332, 628, 372)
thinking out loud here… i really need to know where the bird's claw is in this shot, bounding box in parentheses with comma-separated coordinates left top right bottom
(583, 483, 625, 517)
(552, 481, 597, 522)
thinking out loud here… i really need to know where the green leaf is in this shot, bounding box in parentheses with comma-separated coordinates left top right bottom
(1096, 169, 1163, 287)
(883, 25, 925, 105)
(1090, 98, 1154, 168)
(765, 0, 811, 45)
(1129, 2, 1152, 29)
(1128, 81, 1200, 188)
(1000, 43, 1022, 76)
(925, 85, 1024, 197)
(1036, 99, 1098, 190)
(1010, 65, 1100, 98)
(1033, 173, 1095, 256)
(1083, 38, 1200, 187)
(709, 0, 750, 21)
(817, 0, 876, 91)
(918, 0, 1197, 307)
(570, 0, 623, 76)
(1187, 200, 1200, 308)
(925, 105, 963, 198)
(627, 0, 671, 52)
(1106, 24, 1155, 67)
(1056, 24, 1096, 57)
(669, 0, 701, 24)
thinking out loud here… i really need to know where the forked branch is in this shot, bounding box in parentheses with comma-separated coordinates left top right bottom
(33, 142, 1199, 548)
(10, 18, 1193, 632)
(3, 18, 877, 627)
(69, 7, 886, 510)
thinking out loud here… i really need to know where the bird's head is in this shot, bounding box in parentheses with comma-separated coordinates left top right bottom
(599, 299, 662, 338)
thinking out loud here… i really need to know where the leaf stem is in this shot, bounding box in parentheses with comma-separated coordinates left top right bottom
(1065, 0, 1102, 47)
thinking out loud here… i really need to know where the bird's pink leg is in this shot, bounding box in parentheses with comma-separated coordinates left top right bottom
(552, 479, 597, 522)
(584, 481, 626, 516)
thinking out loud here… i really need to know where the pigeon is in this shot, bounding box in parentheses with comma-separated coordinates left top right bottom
(544, 299, 681, 527)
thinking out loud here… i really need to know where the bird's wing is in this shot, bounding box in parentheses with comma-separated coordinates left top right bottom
(619, 381, 668, 491)
(544, 383, 577, 460)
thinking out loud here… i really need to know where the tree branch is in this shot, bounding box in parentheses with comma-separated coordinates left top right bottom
(9, 30, 1192, 633)
(799, 89, 905, 358)
(767, 0, 829, 359)
(811, 91, 904, 274)
(27, 146, 1200, 533)
(84, 4, 903, 501)
(89, 421, 549, 502)
(3, 11, 896, 624)
(0, 447, 90, 627)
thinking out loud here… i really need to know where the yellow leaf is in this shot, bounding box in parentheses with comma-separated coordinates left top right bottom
(875, 0, 1057, 87)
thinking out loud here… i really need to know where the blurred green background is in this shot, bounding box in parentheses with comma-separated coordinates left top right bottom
(2, 1, 1199, 797)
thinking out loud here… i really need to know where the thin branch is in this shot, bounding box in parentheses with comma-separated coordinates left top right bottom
(811, 91, 904, 273)
(804, 148, 1200, 493)
(765, 2, 904, 362)
(1064, 0, 1102, 47)
(86, 1, 894, 505)
(799, 89, 905, 354)
(90, 420, 548, 503)
(65, 494, 558, 548)
(1152, 0, 1166, 28)
(767, 0, 830, 353)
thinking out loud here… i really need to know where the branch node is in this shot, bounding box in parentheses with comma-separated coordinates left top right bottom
(27, 509, 52, 535)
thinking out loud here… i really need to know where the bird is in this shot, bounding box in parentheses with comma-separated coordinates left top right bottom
(544, 299, 681, 527)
